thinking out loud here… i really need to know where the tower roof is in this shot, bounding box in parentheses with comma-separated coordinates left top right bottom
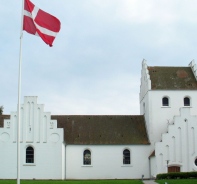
(148, 66, 197, 90)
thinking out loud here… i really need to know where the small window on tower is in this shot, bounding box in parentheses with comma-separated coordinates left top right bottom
(184, 97, 190, 106)
(162, 97, 169, 106)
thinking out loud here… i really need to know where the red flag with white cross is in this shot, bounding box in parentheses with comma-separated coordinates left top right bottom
(23, 0, 61, 46)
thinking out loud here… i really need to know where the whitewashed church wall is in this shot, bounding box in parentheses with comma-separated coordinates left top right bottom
(139, 60, 152, 142)
(0, 138, 64, 179)
(0, 142, 17, 179)
(145, 90, 197, 145)
(62, 143, 66, 180)
(155, 108, 197, 174)
(0, 96, 64, 179)
(150, 157, 156, 178)
(65, 145, 151, 180)
(140, 59, 151, 102)
(21, 142, 63, 179)
(140, 92, 151, 144)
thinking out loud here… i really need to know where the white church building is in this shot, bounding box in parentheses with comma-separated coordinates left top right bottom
(1, 60, 197, 180)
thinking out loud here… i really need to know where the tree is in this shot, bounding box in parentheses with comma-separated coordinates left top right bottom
(0, 106, 3, 115)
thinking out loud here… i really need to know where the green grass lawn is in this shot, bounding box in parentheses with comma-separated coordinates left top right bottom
(0, 180, 143, 184)
(2, 179, 197, 184)
(156, 179, 197, 184)
(1, 179, 197, 184)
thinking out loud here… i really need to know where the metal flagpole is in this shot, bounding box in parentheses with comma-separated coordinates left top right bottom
(17, 1, 24, 184)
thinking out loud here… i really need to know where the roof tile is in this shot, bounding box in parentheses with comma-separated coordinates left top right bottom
(148, 67, 197, 90)
(52, 115, 149, 145)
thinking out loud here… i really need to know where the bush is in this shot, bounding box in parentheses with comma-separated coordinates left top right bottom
(156, 172, 197, 179)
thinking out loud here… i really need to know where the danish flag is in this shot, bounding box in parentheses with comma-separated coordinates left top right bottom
(23, 0, 61, 46)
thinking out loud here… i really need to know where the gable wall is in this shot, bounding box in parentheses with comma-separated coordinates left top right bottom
(140, 59, 151, 102)
(140, 60, 152, 142)
(0, 97, 64, 179)
(155, 108, 197, 174)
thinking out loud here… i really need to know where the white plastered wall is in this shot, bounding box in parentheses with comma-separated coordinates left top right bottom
(155, 108, 197, 174)
(146, 90, 197, 145)
(0, 96, 64, 179)
(65, 145, 151, 180)
(139, 59, 152, 144)
(149, 157, 156, 178)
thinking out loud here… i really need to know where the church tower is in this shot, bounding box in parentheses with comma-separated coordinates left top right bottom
(140, 60, 197, 145)
(140, 60, 197, 175)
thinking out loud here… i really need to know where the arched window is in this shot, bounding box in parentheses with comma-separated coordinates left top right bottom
(26, 146, 34, 163)
(184, 97, 190, 106)
(162, 97, 169, 106)
(123, 149, 130, 164)
(83, 149, 91, 165)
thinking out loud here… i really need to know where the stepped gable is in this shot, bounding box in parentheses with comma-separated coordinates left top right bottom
(52, 115, 150, 145)
(148, 66, 197, 90)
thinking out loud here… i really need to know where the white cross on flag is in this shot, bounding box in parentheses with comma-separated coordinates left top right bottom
(23, 0, 61, 47)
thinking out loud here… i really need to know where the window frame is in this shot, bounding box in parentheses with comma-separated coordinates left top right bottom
(24, 145, 35, 166)
(162, 96, 169, 107)
(123, 149, 131, 165)
(26, 146, 34, 163)
(83, 149, 91, 166)
(184, 96, 191, 107)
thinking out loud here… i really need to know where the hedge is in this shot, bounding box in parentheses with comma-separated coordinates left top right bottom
(156, 172, 197, 179)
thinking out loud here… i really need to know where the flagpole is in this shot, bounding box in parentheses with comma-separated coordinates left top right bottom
(17, 1, 24, 184)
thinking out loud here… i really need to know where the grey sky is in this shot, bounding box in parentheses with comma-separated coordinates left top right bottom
(1, 0, 197, 115)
